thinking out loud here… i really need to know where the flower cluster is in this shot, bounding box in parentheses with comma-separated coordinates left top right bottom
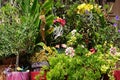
(65, 47, 75, 57)
(77, 3, 101, 14)
(53, 17, 66, 26)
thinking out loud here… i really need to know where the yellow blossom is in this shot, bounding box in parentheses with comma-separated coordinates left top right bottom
(77, 3, 101, 14)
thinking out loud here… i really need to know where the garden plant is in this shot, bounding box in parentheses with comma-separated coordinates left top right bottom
(0, 0, 120, 80)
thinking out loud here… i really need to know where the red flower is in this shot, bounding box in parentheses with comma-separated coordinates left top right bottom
(54, 17, 66, 26)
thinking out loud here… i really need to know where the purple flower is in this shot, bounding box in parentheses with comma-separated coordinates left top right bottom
(118, 30, 120, 32)
(113, 23, 117, 27)
(115, 15, 120, 20)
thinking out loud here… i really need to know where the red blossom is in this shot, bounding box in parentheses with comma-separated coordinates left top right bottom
(54, 17, 66, 26)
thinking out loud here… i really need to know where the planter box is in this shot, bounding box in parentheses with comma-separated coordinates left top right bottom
(6, 72, 29, 80)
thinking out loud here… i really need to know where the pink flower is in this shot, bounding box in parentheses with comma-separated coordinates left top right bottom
(110, 47, 116, 55)
(54, 17, 66, 26)
(90, 48, 96, 54)
(65, 47, 75, 57)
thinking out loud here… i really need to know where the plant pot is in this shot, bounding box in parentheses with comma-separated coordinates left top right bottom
(114, 70, 120, 80)
(6, 72, 29, 80)
(30, 71, 46, 80)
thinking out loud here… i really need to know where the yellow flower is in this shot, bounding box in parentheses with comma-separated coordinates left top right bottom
(77, 3, 93, 14)
(77, 3, 101, 14)
(85, 4, 93, 11)
(100, 65, 109, 73)
(77, 3, 86, 10)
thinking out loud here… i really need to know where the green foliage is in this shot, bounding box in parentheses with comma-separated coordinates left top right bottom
(0, 0, 40, 57)
(35, 1, 120, 80)
(65, 2, 119, 49)
(0, 0, 56, 57)
(44, 45, 118, 80)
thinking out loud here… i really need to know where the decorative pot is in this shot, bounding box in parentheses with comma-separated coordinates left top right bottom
(6, 72, 29, 80)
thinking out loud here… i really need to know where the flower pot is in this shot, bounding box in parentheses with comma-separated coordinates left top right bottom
(114, 70, 120, 80)
(30, 71, 46, 80)
(6, 72, 29, 80)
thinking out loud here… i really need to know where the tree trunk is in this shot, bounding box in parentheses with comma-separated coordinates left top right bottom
(15, 53, 19, 71)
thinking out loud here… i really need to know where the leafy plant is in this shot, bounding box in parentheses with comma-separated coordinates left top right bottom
(41, 44, 118, 80)
(66, 2, 119, 50)
(0, 0, 40, 66)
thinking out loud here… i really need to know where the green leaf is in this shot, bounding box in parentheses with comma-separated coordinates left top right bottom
(46, 14, 54, 26)
(31, 0, 38, 15)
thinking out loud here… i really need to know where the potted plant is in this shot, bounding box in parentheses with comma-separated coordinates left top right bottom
(0, 0, 40, 79)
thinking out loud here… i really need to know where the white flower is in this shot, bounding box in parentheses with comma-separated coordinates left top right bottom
(71, 29, 77, 36)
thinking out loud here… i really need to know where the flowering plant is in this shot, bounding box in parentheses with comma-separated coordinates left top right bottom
(77, 3, 101, 15)
(37, 1, 120, 80)
(53, 17, 66, 27)
(66, 2, 119, 50)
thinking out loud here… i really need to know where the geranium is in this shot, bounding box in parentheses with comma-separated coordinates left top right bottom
(65, 47, 75, 57)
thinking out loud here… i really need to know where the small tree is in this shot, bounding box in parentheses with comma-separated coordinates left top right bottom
(0, 1, 39, 68)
